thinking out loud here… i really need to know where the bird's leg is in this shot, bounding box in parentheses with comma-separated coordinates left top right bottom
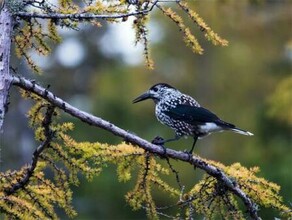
(182, 136, 197, 161)
(151, 135, 181, 156)
(188, 136, 198, 154)
(152, 135, 180, 145)
(162, 135, 181, 144)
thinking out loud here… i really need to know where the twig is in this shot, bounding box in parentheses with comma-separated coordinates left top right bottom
(142, 205, 176, 219)
(142, 151, 151, 188)
(165, 157, 183, 190)
(11, 76, 260, 220)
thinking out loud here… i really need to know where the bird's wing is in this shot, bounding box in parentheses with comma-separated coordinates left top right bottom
(163, 104, 235, 128)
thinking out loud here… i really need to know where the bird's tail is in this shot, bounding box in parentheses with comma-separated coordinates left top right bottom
(230, 127, 254, 136)
(216, 120, 254, 136)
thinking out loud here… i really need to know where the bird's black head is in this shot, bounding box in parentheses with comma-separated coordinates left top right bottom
(133, 83, 177, 104)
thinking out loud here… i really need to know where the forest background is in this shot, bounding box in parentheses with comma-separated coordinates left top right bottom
(1, 1, 291, 219)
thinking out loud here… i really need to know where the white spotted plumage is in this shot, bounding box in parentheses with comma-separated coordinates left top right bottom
(153, 85, 201, 137)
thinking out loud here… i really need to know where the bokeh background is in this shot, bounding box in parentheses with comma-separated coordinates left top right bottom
(1, 1, 291, 219)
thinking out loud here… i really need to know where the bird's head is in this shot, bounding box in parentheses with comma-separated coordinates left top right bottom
(133, 83, 177, 104)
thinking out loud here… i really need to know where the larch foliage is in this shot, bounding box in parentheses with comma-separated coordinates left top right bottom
(10, 0, 227, 72)
(1, 91, 291, 219)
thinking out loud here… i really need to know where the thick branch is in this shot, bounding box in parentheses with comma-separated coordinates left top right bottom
(0, 4, 13, 132)
(5, 106, 55, 195)
(11, 76, 260, 219)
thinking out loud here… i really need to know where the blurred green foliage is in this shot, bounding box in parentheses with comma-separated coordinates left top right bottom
(2, 1, 291, 219)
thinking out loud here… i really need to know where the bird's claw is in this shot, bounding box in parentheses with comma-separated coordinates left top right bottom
(151, 136, 165, 145)
(183, 149, 193, 161)
(151, 136, 167, 156)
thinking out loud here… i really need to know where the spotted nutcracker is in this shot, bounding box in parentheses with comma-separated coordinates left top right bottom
(133, 83, 253, 153)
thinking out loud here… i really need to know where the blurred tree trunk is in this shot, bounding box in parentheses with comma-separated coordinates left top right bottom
(0, 3, 13, 132)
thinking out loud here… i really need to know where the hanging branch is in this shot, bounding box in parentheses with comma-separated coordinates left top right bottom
(4, 105, 55, 195)
(11, 75, 260, 220)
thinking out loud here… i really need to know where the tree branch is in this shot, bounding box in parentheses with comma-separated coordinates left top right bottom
(0, 4, 13, 132)
(15, 10, 149, 20)
(14, 0, 161, 20)
(11, 76, 260, 219)
(4, 105, 55, 195)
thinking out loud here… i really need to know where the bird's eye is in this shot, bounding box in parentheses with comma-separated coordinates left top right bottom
(153, 87, 158, 92)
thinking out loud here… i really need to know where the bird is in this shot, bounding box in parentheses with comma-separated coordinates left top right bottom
(133, 83, 253, 154)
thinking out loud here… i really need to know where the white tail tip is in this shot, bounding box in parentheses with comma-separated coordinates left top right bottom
(231, 128, 254, 136)
(245, 131, 254, 136)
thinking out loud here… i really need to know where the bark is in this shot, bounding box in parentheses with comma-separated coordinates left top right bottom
(0, 4, 12, 132)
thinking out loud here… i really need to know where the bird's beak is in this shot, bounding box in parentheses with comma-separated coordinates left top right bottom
(132, 91, 151, 103)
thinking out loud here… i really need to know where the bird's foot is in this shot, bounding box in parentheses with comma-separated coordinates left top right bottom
(183, 149, 193, 161)
(151, 136, 167, 156)
(151, 136, 165, 145)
